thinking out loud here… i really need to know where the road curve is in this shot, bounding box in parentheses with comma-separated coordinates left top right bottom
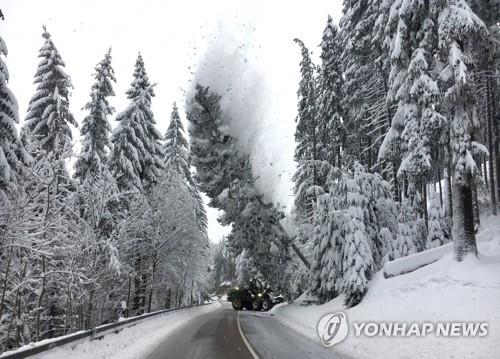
(146, 302, 340, 359)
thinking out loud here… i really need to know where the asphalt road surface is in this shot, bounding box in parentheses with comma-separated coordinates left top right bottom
(146, 302, 340, 359)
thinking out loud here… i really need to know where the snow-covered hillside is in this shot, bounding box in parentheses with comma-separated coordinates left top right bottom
(274, 216, 500, 359)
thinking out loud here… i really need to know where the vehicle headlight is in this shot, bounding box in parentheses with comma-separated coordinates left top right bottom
(258, 293, 262, 297)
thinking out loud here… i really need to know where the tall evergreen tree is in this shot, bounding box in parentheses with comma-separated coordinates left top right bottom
(24, 27, 77, 161)
(188, 85, 308, 290)
(109, 53, 163, 192)
(310, 162, 396, 305)
(292, 38, 324, 223)
(163, 103, 191, 180)
(317, 15, 344, 168)
(378, 0, 446, 223)
(163, 102, 207, 234)
(438, 0, 488, 260)
(427, 193, 449, 249)
(74, 49, 116, 182)
(340, 0, 402, 198)
(0, 34, 29, 203)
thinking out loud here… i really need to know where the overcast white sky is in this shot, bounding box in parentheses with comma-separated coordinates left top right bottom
(0, 0, 342, 242)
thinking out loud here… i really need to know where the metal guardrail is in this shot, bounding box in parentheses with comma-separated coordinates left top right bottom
(0, 303, 212, 359)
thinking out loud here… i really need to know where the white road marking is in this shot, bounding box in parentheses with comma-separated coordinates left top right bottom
(237, 311, 260, 359)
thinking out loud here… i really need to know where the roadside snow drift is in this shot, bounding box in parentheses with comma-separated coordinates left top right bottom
(273, 216, 500, 359)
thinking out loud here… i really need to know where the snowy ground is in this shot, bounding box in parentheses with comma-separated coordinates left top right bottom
(273, 216, 500, 359)
(22, 303, 219, 359)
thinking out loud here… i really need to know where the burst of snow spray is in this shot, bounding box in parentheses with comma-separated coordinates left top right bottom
(187, 17, 296, 211)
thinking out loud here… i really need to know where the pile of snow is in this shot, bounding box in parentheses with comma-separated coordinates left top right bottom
(383, 241, 452, 277)
(274, 216, 500, 359)
(24, 303, 218, 359)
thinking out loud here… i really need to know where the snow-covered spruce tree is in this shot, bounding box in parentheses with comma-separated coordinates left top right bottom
(24, 27, 77, 163)
(471, 0, 500, 209)
(352, 162, 398, 264)
(162, 102, 207, 234)
(0, 34, 29, 203)
(341, 217, 374, 307)
(74, 49, 116, 183)
(310, 163, 395, 305)
(339, 0, 399, 190)
(109, 53, 163, 193)
(427, 192, 450, 249)
(109, 53, 163, 314)
(187, 84, 305, 291)
(309, 177, 344, 302)
(20, 28, 82, 341)
(395, 197, 419, 258)
(70, 51, 124, 328)
(317, 15, 344, 169)
(438, 0, 488, 260)
(163, 103, 190, 180)
(379, 0, 446, 226)
(292, 38, 325, 224)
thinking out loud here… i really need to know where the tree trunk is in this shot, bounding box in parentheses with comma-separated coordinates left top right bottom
(132, 256, 146, 314)
(437, 166, 443, 206)
(483, 157, 488, 185)
(487, 76, 497, 215)
(444, 167, 453, 218)
(35, 256, 47, 341)
(0, 246, 13, 322)
(147, 259, 157, 313)
(15, 257, 27, 348)
(126, 275, 131, 317)
(452, 179, 477, 261)
(472, 183, 480, 231)
(255, 197, 310, 268)
(165, 287, 171, 309)
(423, 182, 428, 229)
(87, 287, 95, 330)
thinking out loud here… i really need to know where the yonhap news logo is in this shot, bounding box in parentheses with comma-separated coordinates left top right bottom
(317, 312, 488, 348)
(317, 312, 349, 347)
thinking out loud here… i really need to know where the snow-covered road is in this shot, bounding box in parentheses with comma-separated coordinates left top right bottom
(146, 302, 341, 359)
(239, 309, 340, 359)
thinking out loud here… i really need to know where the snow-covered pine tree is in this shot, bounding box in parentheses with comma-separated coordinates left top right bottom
(74, 49, 116, 183)
(378, 227, 396, 265)
(188, 84, 305, 290)
(24, 27, 77, 162)
(339, 0, 398, 186)
(163, 103, 190, 179)
(15, 28, 83, 342)
(470, 0, 500, 209)
(0, 34, 29, 203)
(292, 38, 324, 223)
(309, 190, 343, 302)
(339, 164, 376, 306)
(109, 53, 163, 192)
(317, 15, 344, 168)
(427, 192, 449, 249)
(379, 0, 446, 226)
(437, 0, 488, 260)
(341, 217, 374, 307)
(310, 162, 394, 305)
(395, 197, 419, 258)
(162, 102, 207, 234)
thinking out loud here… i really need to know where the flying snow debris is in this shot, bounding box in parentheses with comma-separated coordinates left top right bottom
(188, 17, 295, 210)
